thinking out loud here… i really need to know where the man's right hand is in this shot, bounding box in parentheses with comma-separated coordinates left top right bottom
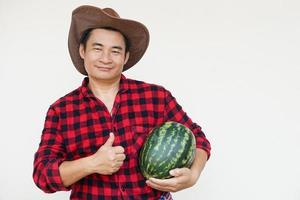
(59, 132, 126, 187)
(89, 132, 126, 175)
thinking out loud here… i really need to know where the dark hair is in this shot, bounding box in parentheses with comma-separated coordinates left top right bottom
(79, 27, 130, 53)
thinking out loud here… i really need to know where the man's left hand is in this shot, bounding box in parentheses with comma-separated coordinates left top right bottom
(146, 168, 197, 192)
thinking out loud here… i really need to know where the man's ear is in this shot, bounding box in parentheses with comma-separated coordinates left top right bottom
(124, 52, 130, 65)
(79, 44, 85, 59)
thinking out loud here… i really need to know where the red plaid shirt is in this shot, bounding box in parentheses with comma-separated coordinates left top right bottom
(33, 74, 211, 199)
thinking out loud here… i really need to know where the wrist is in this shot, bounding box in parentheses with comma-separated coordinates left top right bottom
(84, 154, 97, 174)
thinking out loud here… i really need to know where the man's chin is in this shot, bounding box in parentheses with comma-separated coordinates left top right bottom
(89, 74, 122, 82)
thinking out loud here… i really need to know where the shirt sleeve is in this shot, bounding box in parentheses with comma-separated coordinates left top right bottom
(33, 106, 70, 193)
(163, 89, 211, 159)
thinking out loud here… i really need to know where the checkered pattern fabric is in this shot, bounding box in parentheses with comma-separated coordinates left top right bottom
(33, 74, 211, 199)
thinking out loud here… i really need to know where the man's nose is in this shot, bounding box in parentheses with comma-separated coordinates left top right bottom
(99, 50, 112, 63)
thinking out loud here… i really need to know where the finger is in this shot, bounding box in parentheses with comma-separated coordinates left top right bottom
(115, 153, 126, 161)
(115, 161, 124, 168)
(148, 177, 176, 187)
(111, 161, 123, 169)
(146, 180, 174, 192)
(103, 132, 115, 146)
(169, 168, 189, 177)
(113, 146, 125, 154)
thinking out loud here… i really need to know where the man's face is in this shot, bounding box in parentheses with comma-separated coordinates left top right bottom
(79, 28, 129, 82)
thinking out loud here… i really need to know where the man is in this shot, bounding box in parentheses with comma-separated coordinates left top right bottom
(33, 5, 211, 200)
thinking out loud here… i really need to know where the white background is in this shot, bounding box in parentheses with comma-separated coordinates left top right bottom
(1, 0, 300, 199)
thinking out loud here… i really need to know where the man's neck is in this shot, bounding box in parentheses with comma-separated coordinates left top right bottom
(88, 76, 120, 98)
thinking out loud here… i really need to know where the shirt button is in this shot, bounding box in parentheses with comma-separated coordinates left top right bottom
(121, 185, 126, 192)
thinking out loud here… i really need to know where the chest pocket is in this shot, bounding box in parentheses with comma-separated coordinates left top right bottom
(128, 125, 152, 158)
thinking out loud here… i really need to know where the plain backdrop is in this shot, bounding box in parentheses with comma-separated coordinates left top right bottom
(0, 0, 300, 199)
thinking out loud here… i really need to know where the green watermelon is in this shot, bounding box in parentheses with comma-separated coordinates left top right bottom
(139, 121, 196, 179)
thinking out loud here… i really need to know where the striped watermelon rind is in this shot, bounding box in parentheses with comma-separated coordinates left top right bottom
(139, 121, 196, 179)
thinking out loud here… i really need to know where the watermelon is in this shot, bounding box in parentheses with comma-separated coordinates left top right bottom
(139, 121, 196, 179)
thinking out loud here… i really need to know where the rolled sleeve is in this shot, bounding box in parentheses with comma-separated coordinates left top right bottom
(33, 107, 70, 193)
(163, 89, 211, 159)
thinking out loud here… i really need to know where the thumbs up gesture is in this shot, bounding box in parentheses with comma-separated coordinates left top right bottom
(90, 132, 126, 175)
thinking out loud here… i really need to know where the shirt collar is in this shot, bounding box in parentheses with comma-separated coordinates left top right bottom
(80, 74, 130, 98)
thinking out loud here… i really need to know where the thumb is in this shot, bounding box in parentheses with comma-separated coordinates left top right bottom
(169, 168, 187, 177)
(103, 132, 115, 146)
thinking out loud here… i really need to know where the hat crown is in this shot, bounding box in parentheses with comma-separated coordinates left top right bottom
(103, 8, 120, 18)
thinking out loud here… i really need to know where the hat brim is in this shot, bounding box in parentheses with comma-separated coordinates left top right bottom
(68, 5, 150, 75)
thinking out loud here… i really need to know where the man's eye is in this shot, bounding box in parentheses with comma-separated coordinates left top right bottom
(112, 51, 120, 54)
(94, 48, 102, 51)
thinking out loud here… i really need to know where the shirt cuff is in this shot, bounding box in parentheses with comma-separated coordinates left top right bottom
(44, 158, 70, 192)
(195, 139, 211, 160)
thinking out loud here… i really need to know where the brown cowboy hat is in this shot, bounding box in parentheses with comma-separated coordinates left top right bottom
(68, 5, 150, 75)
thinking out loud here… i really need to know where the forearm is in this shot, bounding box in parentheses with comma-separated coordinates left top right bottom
(190, 148, 208, 183)
(59, 155, 95, 187)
